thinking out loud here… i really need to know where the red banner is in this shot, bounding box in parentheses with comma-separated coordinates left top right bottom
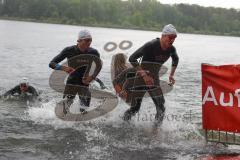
(202, 63, 240, 132)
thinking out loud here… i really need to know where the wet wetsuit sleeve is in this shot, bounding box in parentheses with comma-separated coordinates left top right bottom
(28, 86, 39, 97)
(3, 86, 20, 96)
(129, 42, 152, 67)
(171, 47, 179, 67)
(49, 47, 68, 69)
(95, 78, 106, 89)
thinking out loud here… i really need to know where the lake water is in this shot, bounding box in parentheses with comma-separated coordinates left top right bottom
(0, 20, 240, 160)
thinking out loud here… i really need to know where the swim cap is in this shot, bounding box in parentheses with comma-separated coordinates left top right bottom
(162, 24, 177, 35)
(20, 77, 29, 86)
(78, 30, 92, 40)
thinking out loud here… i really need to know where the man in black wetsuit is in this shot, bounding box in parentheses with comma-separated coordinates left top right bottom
(2, 77, 39, 98)
(49, 30, 102, 114)
(123, 24, 179, 122)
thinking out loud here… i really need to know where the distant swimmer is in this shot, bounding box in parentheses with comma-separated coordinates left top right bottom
(122, 24, 179, 122)
(1, 77, 39, 99)
(49, 30, 102, 114)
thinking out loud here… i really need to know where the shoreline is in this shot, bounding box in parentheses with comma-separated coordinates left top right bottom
(1, 16, 239, 37)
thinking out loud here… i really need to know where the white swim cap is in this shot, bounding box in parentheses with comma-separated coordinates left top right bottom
(162, 24, 177, 35)
(20, 77, 29, 86)
(78, 30, 92, 40)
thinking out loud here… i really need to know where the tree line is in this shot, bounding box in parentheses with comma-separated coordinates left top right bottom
(0, 0, 240, 36)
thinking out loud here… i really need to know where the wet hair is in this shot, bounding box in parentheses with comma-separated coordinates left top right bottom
(112, 53, 128, 78)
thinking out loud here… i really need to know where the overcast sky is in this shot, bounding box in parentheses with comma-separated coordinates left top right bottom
(159, 0, 240, 9)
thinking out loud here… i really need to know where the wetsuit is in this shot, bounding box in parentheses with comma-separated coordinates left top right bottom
(49, 45, 102, 110)
(3, 85, 39, 97)
(124, 38, 179, 121)
(95, 77, 106, 89)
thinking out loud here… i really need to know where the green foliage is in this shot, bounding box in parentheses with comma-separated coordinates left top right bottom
(0, 0, 240, 36)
